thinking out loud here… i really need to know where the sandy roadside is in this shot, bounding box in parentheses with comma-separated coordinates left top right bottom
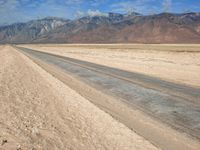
(21, 44, 200, 88)
(0, 45, 159, 150)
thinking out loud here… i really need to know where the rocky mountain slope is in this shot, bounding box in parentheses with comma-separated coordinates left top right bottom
(0, 12, 200, 43)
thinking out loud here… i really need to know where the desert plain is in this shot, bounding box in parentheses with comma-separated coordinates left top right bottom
(1, 44, 200, 150)
(22, 44, 200, 88)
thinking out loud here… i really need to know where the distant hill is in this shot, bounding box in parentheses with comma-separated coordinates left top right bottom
(0, 12, 200, 43)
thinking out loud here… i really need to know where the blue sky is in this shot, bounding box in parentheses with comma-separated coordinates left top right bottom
(0, 0, 200, 25)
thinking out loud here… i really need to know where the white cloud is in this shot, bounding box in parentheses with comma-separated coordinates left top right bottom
(75, 9, 108, 18)
(0, 0, 81, 25)
(87, 9, 108, 17)
(110, 0, 158, 14)
(0, 0, 18, 10)
(111, 1, 140, 14)
(64, 0, 83, 5)
(0, 0, 31, 25)
(75, 10, 85, 18)
(162, 0, 172, 12)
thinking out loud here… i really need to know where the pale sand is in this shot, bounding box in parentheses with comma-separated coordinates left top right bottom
(22, 44, 200, 88)
(0, 45, 158, 149)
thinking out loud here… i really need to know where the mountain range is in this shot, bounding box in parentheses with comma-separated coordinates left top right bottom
(0, 12, 200, 44)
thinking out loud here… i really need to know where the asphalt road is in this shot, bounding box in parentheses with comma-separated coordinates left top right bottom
(16, 46, 200, 141)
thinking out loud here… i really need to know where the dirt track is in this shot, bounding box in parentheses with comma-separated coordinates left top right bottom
(16, 46, 200, 150)
(0, 45, 159, 150)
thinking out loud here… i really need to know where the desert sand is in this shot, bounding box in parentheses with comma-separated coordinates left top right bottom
(0, 45, 159, 149)
(22, 44, 200, 88)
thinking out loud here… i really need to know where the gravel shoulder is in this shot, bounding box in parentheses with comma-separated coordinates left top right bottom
(0, 45, 158, 150)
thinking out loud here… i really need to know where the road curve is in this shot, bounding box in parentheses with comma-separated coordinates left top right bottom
(16, 46, 200, 149)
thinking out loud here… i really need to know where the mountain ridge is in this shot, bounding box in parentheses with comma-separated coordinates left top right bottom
(0, 12, 200, 44)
